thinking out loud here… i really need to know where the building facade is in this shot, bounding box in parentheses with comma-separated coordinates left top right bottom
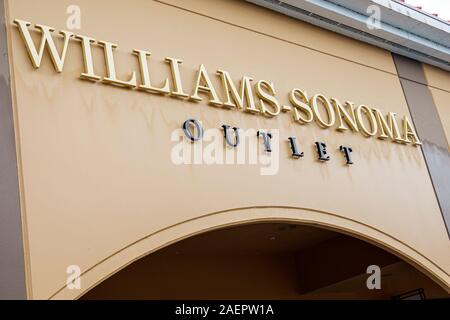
(0, 0, 449, 300)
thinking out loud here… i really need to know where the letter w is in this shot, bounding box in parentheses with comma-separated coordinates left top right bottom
(248, 305, 260, 314)
(14, 19, 74, 73)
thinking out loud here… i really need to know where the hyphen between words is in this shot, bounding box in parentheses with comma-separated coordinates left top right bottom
(14, 19, 421, 148)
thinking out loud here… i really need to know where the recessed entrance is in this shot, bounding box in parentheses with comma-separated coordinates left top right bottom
(81, 223, 449, 300)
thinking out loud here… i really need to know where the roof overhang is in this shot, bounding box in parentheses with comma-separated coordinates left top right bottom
(246, 0, 450, 71)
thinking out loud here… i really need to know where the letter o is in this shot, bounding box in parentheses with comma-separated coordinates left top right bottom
(356, 105, 378, 136)
(310, 94, 336, 128)
(182, 119, 204, 142)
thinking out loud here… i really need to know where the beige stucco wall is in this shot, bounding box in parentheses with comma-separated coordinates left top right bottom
(4, 0, 450, 299)
(424, 64, 450, 93)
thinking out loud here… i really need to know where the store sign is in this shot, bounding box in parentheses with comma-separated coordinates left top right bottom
(179, 118, 354, 166)
(13, 19, 422, 149)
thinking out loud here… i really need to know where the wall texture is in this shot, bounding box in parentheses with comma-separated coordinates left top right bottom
(3, 0, 450, 299)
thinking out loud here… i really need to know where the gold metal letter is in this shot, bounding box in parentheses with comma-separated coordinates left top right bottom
(330, 98, 359, 132)
(133, 49, 170, 94)
(371, 108, 406, 143)
(190, 64, 222, 106)
(216, 70, 259, 113)
(75, 34, 101, 81)
(256, 80, 281, 117)
(356, 105, 378, 136)
(402, 116, 422, 146)
(14, 19, 74, 73)
(310, 94, 336, 128)
(289, 89, 313, 124)
(165, 57, 189, 98)
(98, 40, 137, 88)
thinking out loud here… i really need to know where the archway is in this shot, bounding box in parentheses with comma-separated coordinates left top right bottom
(81, 222, 449, 300)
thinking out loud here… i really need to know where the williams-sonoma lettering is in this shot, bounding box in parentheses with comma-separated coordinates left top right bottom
(14, 19, 421, 147)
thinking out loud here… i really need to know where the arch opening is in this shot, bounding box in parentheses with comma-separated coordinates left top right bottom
(81, 222, 449, 300)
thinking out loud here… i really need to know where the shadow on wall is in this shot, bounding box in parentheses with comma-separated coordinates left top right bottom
(81, 223, 449, 300)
